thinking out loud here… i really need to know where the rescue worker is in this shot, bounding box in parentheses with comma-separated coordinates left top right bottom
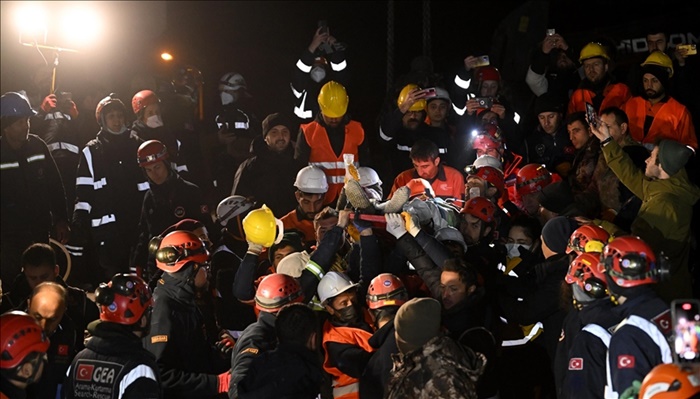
(0, 311, 50, 399)
(602, 236, 672, 398)
(130, 139, 211, 279)
(524, 93, 575, 177)
(63, 274, 160, 399)
(144, 230, 231, 398)
(623, 51, 697, 149)
(1, 91, 70, 292)
(514, 163, 556, 217)
(567, 42, 631, 114)
(295, 80, 369, 205)
(72, 93, 147, 286)
(281, 165, 329, 247)
(130, 90, 180, 169)
(318, 271, 375, 399)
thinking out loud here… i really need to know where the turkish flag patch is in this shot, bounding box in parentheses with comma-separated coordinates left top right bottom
(58, 344, 69, 356)
(617, 355, 635, 369)
(76, 363, 94, 381)
(568, 358, 583, 370)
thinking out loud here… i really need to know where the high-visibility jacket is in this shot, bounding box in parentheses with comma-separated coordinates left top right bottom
(390, 164, 465, 200)
(301, 120, 364, 203)
(322, 320, 374, 399)
(280, 208, 316, 247)
(623, 96, 697, 149)
(567, 83, 631, 114)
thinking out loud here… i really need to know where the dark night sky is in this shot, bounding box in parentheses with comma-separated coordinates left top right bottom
(1, 0, 698, 134)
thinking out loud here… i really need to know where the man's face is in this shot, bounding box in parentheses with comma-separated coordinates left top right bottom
(315, 216, 338, 242)
(412, 157, 440, 180)
(466, 176, 487, 198)
(322, 113, 343, 128)
(582, 58, 607, 83)
(600, 113, 625, 143)
(440, 271, 468, 310)
(538, 112, 562, 135)
(480, 80, 499, 97)
(555, 51, 575, 70)
(459, 213, 485, 245)
(646, 33, 667, 53)
(28, 290, 65, 336)
(144, 161, 169, 185)
(3, 117, 30, 147)
(645, 146, 663, 178)
(401, 110, 423, 130)
(272, 245, 295, 269)
(104, 109, 125, 132)
(327, 290, 357, 318)
(426, 99, 448, 124)
(141, 102, 161, 124)
(23, 265, 58, 291)
(643, 73, 665, 100)
(264, 125, 291, 153)
(296, 192, 325, 219)
(476, 147, 501, 159)
(567, 120, 591, 150)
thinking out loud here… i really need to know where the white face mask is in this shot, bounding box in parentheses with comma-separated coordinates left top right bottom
(220, 91, 237, 106)
(146, 114, 164, 128)
(505, 243, 531, 259)
(310, 66, 327, 83)
(106, 125, 128, 135)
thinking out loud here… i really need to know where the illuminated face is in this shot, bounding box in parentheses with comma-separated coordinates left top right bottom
(538, 112, 562, 135)
(315, 216, 338, 242)
(440, 271, 467, 310)
(480, 80, 499, 97)
(402, 110, 423, 130)
(141, 102, 161, 124)
(426, 99, 448, 124)
(476, 147, 500, 159)
(264, 125, 291, 153)
(296, 192, 325, 219)
(28, 290, 65, 336)
(104, 109, 125, 132)
(412, 157, 440, 180)
(144, 161, 169, 185)
(643, 73, 665, 100)
(272, 245, 295, 269)
(23, 265, 58, 291)
(600, 113, 625, 143)
(646, 33, 667, 53)
(582, 58, 607, 83)
(322, 113, 343, 128)
(567, 120, 591, 150)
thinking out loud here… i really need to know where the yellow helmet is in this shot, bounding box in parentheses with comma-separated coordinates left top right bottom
(318, 81, 348, 118)
(641, 50, 674, 78)
(242, 204, 284, 248)
(398, 84, 426, 112)
(579, 42, 610, 63)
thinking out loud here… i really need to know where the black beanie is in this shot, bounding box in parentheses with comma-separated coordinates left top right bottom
(541, 216, 579, 254)
(262, 113, 292, 138)
(657, 139, 694, 176)
(537, 181, 574, 215)
(641, 65, 670, 90)
(534, 93, 564, 115)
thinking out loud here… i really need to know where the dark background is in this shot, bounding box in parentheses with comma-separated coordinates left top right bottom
(2, 1, 698, 143)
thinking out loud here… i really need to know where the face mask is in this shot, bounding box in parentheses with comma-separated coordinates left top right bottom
(220, 91, 236, 106)
(146, 114, 164, 128)
(505, 243, 531, 259)
(106, 125, 128, 135)
(334, 304, 358, 324)
(310, 66, 327, 83)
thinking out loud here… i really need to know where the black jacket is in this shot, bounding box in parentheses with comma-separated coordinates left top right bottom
(359, 319, 398, 399)
(229, 311, 278, 399)
(64, 320, 161, 399)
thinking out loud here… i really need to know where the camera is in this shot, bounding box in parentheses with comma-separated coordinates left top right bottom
(585, 102, 598, 129)
(547, 29, 555, 36)
(474, 97, 493, 109)
(672, 299, 700, 363)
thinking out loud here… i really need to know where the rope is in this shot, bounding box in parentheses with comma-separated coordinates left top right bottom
(386, 0, 395, 92)
(422, 0, 431, 59)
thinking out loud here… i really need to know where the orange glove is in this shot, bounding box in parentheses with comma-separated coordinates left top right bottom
(218, 371, 231, 394)
(41, 94, 58, 113)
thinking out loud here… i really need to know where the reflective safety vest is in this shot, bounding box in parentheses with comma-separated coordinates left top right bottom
(322, 320, 374, 399)
(623, 96, 697, 149)
(567, 83, 631, 115)
(301, 120, 364, 204)
(280, 208, 316, 246)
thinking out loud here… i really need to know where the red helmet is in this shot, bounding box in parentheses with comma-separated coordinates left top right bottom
(468, 166, 505, 198)
(131, 90, 160, 115)
(95, 274, 153, 325)
(472, 133, 501, 152)
(602, 236, 658, 288)
(137, 140, 169, 167)
(477, 66, 501, 82)
(155, 230, 209, 273)
(516, 164, 553, 196)
(565, 252, 608, 299)
(406, 178, 435, 199)
(0, 311, 50, 369)
(460, 197, 496, 224)
(566, 225, 611, 255)
(638, 363, 700, 399)
(366, 273, 408, 310)
(95, 93, 126, 126)
(254, 273, 304, 313)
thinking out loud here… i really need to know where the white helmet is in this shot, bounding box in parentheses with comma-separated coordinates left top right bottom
(218, 72, 248, 106)
(473, 155, 503, 172)
(216, 195, 255, 226)
(276, 251, 310, 278)
(428, 87, 451, 105)
(358, 166, 382, 187)
(317, 271, 359, 305)
(294, 166, 329, 194)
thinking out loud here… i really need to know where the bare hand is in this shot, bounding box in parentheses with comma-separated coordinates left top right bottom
(53, 219, 71, 244)
(464, 55, 479, 71)
(491, 103, 506, 119)
(309, 27, 330, 53)
(398, 88, 427, 114)
(587, 113, 611, 142)
(542, 33, 568, 54)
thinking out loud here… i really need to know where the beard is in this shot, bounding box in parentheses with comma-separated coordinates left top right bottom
(644, 87, 665, 100)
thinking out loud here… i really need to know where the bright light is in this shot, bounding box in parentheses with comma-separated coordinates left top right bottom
(161, 52, 174, 61)
(61, 7, 101, 46)
(16, 3, 49, 43)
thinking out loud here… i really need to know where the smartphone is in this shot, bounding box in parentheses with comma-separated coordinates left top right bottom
(671, 299, 700, 363)
(585, 102, 598, 129)
(317, 20, 329, 35)
(547, 29, 556, 36)
(677, 44, 697, 56)
(473, 55, 490, 67)
(474, 97, 493, 109)
(422, 87, 437, 99)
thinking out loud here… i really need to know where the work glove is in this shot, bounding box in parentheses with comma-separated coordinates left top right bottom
(217, 370, 232, 394)
(41, 94, 57, 113)
(402, 211, 421, 237)
(246, 242, 263, 256)
(215, 330, 236, 357)
(385, 213, 408, 239)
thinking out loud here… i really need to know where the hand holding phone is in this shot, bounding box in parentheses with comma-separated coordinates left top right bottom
(422, 87, 437, 99)
(585, 102, 598, 129)
(473, 55, 490, 68)
(672, 299, 700, 363)
(474, 97, 493, 109)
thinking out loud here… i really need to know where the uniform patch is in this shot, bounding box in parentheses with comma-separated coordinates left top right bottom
(568, 358, 583, 370)
(617, 355, 635, 369)
(241, 347, 259, 355)
(651, 310, 672, 336)
(174, 206, 186, 218)
(151, 334, 168, 343)
(58, 344, 69, 356)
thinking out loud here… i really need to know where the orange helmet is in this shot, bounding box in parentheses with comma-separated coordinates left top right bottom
(460, 197, 496, 224)
(566, 225, 611, 255)
(602, 236, 659, 288)
(516, 164, 553, 196)
(638, 363, 700, 399)
(366, 273, 408, 310)
(155, 230, 209, 273)
(137, 140, 169, 167)
(565, 252, 608, 299)
(406, 178, 435, 199)
(0, 311, 50, 369)
(255, 273, 304, 313)
(131, 90, 159, 115)
(95, 274, 153, 325)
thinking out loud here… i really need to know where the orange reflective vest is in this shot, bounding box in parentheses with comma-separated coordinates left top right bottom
(567, 82, 631, 114)
(623, 96, 698, 149)
(280, 208, 316, 246)
(390, 165, 466, 200)
(301, 120, 365, 204)
(322, 320, 374, 399)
